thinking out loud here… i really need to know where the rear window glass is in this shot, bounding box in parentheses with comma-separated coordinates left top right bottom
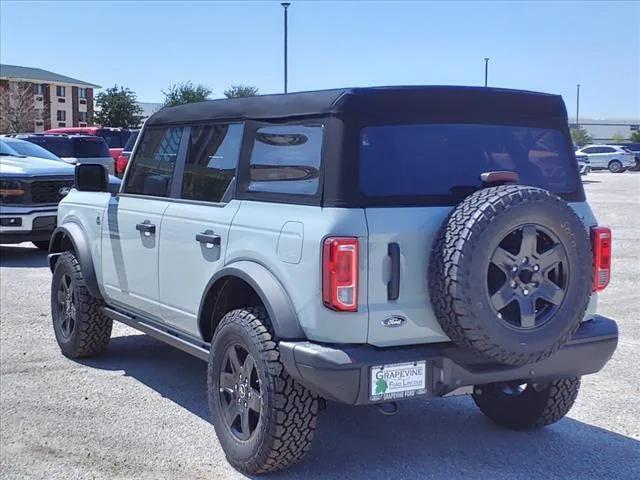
(123, 131, 139, 152)
(360, 124, 578, 198)
(100, 131, 125, 148)
(72, 138, 111, 158)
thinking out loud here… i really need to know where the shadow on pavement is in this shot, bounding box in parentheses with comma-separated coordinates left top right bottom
(83, 334, 640, 480)
(0, 245, 48, 268)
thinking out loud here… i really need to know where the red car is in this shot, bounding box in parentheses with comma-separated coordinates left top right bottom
(45, 127, 132, 162)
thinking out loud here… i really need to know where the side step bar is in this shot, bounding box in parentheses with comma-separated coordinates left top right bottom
(103, 307, 210, 361)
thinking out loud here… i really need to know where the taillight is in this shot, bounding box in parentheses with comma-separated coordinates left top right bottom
(116, 154, 129, 174)
(322, 237, 359, 311)
(591, 227, 612, 292)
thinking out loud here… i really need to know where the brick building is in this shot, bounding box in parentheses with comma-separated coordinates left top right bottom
(0, 64, 100, 132)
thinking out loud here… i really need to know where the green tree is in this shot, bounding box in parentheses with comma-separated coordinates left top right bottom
(570, 127, 593, 147)
(611, 131, 625, 143)
(630, 131, 640, 143)
(224, 84, 259, 98)
(161, 81, 212, 107)
(94, 85, 143, 128)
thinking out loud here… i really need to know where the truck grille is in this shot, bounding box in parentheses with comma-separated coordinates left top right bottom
(30, 180, 74, 204)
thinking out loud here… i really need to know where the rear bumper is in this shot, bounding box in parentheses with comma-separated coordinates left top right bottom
(279, 315, 618, 405)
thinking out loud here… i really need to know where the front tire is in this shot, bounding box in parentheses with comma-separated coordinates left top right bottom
(51, 251, 112, 358)
(608, 160, 624, 173)
(472, 377, 580, 430)
(208, 307, 319, 474)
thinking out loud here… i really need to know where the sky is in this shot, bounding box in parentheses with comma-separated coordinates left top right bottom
(1, 1, 638, 119)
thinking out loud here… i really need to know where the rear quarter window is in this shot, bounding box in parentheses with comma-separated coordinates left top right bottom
(359, 123, 579, 200)
(72, 138, 111, 158)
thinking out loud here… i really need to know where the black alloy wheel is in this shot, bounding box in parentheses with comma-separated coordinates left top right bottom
(56, 272, 77, 339)
(488, 224, 569, 330)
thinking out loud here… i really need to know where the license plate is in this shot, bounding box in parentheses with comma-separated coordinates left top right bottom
(369, 361, 428, 402)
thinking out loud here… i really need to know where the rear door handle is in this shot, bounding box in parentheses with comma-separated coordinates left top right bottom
(136, 220, 156, 236)
(388, 242, 400, 301)
(196, 229, 221, 247)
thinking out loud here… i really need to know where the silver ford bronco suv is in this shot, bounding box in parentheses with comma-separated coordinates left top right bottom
(48, 86, 618, 475)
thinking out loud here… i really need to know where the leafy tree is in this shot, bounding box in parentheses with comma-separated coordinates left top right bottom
(94, 85, 143, 128)
(0, 81, 39, 133)
(162, 81, 212, 107)
(224, 84, 259, 98)
(570, 127, 593, 147)
(630, 131, 640, 143)
(611, 132, 625, 143)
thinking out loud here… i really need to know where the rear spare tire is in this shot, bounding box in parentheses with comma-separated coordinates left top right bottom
(429, 185, 592, 366)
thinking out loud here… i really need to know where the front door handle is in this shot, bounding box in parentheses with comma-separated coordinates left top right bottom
(196, 229, 221, 247)
(136, 220, 156, 236)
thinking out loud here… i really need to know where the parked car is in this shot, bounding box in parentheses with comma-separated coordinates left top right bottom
(574, 144, 635, 173)
(48, 86, 617, 475)
(6, 134, 115, 174)
(115, 129, 139, 177)
(0, 139, 75, 250)
(576, 153, 590, 175)
(45, 126, 132, 162)
(1, 136, 62, 162)
(610, 142, 640, 171)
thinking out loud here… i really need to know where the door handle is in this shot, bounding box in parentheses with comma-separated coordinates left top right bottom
(388, 242, 400, 301)
(196, 229, 221, 247)
(136, 220, 156, 236)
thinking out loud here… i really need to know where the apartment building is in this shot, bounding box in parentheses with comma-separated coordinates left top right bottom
(0, 64, 100, 133)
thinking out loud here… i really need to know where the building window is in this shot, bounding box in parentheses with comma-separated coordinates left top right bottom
(57, 110, 66, 121)
(33, 84, 44, 95)
(79, 88, 87, 99)
(78, 112, 87, 123)
(58, 122, 66, 127)
(56, 86, 66, 97)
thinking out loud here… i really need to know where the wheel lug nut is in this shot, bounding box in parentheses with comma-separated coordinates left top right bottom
(511, 265, 518, 273)
(244, 402, 247, 408)
(523, 289, 529, 296)
(533, 264, 539, 272)
(510, 281, 517, 288)
(521, 257, 528, 264)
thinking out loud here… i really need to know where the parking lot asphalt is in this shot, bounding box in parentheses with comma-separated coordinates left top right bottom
(1, 172, 639, 480)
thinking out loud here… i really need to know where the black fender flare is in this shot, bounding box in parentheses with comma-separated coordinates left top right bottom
(48, 222, 103, 300)
(198, 261, 305, 340)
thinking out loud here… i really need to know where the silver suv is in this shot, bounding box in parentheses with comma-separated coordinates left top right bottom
(47, 87, 618, 475)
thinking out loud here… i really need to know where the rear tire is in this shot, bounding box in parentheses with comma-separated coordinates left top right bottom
(608, 160, 624, 173)
(32, 240, 50, 251)
(51, 251, 112, 358)
(208, 307, 319, 474)
(472, 377, 580, 430)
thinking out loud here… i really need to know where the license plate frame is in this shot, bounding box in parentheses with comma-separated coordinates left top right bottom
(369, 360, 428, 402)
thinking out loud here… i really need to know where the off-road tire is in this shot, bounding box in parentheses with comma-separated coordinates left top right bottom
(208, 307, 319, 474)
(608, 160, 624, 173)
(51, 251, 112, 358)
(32, 240, 50, 251)
(428, 185, 593, 366)
(472, 377, 580, 429)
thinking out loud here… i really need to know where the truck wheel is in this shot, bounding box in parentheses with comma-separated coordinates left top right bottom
(208, 307, 319, 474)
(51, 251, 112, 358)
(472, 377, 580, 429)
(32, 240, 50, 251)
(608, 160, 624, 173)
(429, 185, 593, 366)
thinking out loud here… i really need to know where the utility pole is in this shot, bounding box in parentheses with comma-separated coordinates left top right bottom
(576, 84, 580, 127)
(282, 3, 291, 93)
(484, 57, 489, 87)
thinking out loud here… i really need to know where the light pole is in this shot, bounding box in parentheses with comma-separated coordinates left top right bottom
(484, 57, 489, 87)
(282, 3, 291, 94)
(576, 83, 580, 127)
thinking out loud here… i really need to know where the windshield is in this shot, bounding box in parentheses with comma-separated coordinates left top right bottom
(3, 139, 61, 161)
(359, 123, 579, 200)
(0, 140, 21, 156)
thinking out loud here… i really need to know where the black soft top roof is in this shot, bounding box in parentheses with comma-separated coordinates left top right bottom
(146, 86, 568, 126)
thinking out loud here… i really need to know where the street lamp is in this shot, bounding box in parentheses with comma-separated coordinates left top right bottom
(281, 3, 291, 94)
(576, 84, 580, 127)
(484, 57, 489, 87)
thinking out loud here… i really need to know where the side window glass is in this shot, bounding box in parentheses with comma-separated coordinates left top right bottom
(124, 127, 183, 197)
(248, 125, 323, 195)
(601, 147, 615, 153)
(181, 123, 243, 203)
(582, 147, 595, 154)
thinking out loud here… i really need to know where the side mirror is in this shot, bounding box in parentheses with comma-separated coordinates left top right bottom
(75, 163, 109, 192)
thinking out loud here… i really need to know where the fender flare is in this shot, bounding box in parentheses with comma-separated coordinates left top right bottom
(48, 222, 103, 300)
(199, 261, 305, 340)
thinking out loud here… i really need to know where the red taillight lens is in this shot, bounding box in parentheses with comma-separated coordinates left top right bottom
(322, 237, 359, 311)
(591, 227, 612, 292)
(116, 154, 129, 174)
